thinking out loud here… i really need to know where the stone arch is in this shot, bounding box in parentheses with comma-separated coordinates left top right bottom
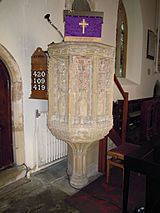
(0, 44, 25, 165)
(122, 0, 143, 84)
(72, 0, 91, 11)
(65, 0, 95, 11)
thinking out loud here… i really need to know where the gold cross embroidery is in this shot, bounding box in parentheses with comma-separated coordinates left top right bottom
(79, 19, 89, 34)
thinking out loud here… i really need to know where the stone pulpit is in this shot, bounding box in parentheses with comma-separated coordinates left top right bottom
(47, 4, 114, 188)
(48, 41, 115, 188)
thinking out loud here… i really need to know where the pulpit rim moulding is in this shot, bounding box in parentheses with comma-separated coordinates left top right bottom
(48, 42, 115, 63)
(48, 41, 114, 54)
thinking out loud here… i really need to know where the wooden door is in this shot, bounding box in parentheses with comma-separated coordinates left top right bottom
(0, 60, 13, 169)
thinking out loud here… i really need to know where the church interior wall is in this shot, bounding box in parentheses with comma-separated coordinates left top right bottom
(123, 0, 143, 85)
(114, 0, 160, 101)
(139, 0, 160, 98)
(0, 0, 159, 170)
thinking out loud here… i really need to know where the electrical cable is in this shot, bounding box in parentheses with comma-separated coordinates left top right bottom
(44, 14, 64, 42)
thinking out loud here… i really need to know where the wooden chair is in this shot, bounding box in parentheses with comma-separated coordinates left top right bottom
(106, 143, 139, 183)
(106, 97, 160, 184)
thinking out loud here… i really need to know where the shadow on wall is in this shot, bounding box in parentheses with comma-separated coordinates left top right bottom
(153, 80, 160, 97)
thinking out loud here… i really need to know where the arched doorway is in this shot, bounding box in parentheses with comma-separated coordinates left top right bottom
(0, 44, 25, 168)
(0, 60, 13, 169)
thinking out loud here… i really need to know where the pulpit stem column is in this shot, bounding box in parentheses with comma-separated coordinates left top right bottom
(68, 142, 90, 188)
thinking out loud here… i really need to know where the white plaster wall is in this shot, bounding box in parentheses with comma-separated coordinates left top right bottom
(96, 0, 119, 46)
(123, 0, 143, 85)
(114, 0, 160, 101)
(21, 0, 65, 168)
(0, 0, 65, 168)
(139, 0, 160, 98)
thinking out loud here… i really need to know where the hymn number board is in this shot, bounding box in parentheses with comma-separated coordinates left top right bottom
(30, 47, 48, 99)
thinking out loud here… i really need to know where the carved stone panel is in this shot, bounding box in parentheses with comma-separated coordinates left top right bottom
(71, 56, 93, 124)
(49, 57, 68, 124)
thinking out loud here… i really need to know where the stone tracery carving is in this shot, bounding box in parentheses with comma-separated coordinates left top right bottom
(97, 58, 113, 118)
(49, 57, 68, 123)
(72, 56, 92, 119)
